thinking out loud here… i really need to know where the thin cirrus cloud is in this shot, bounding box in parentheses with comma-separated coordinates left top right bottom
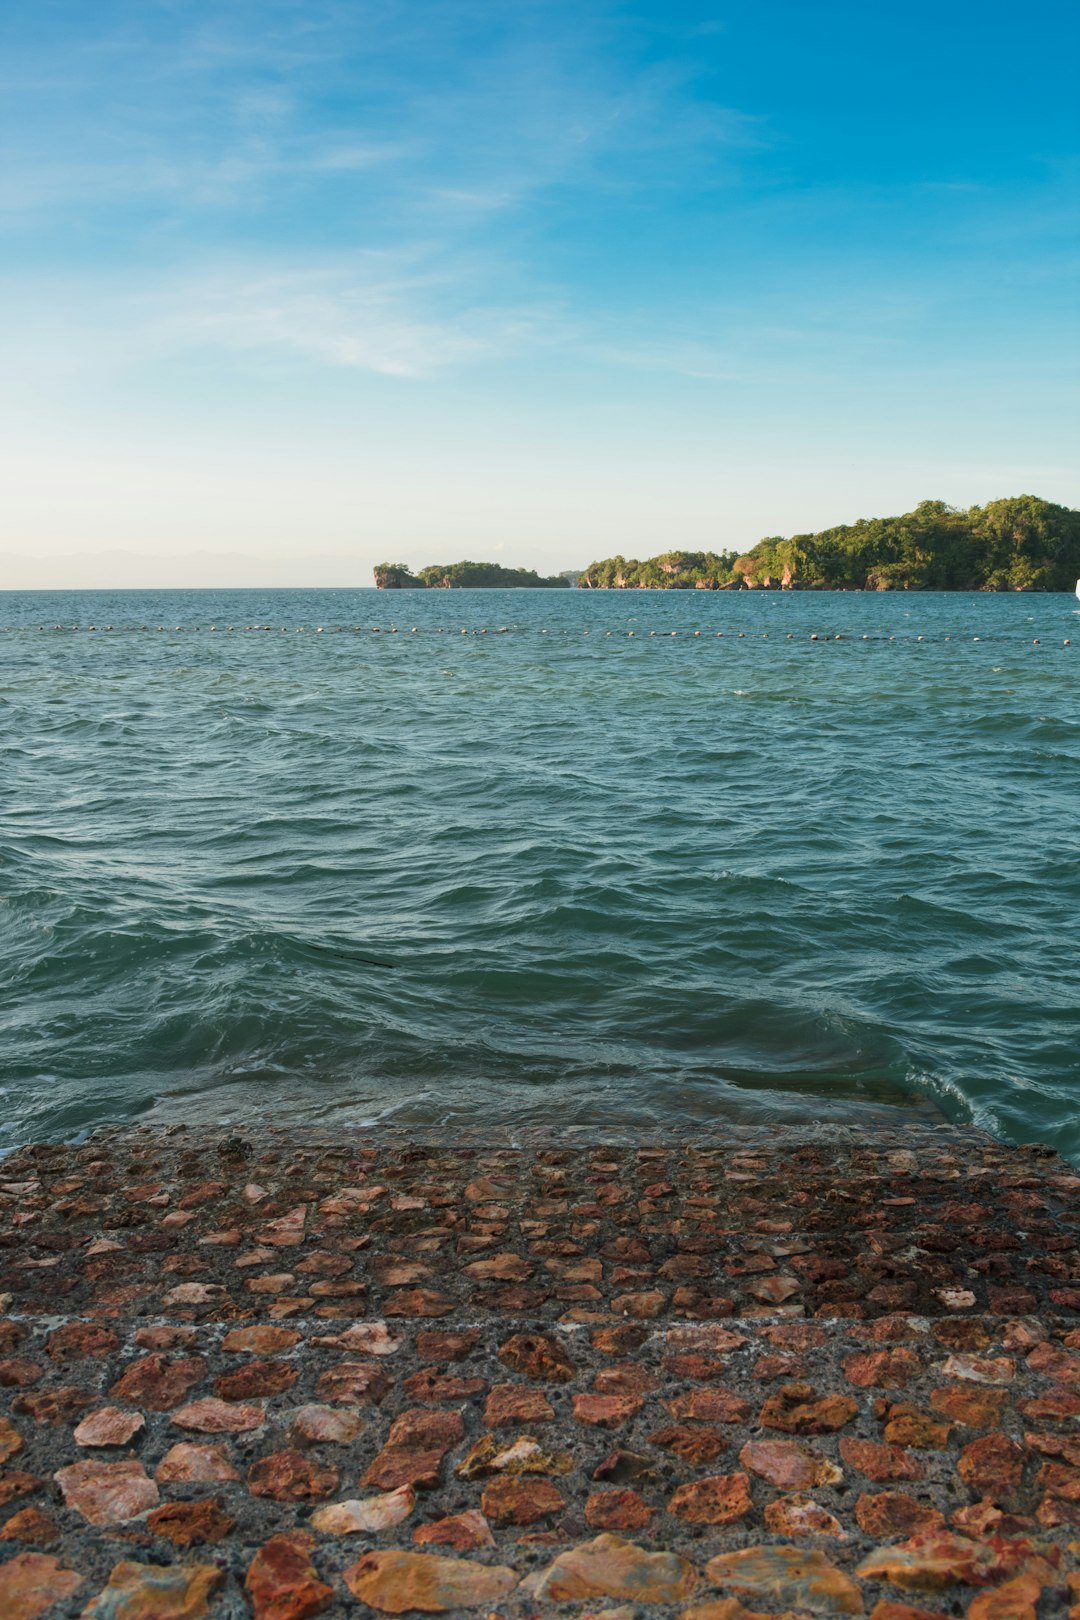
(0, 0, 1077, 570)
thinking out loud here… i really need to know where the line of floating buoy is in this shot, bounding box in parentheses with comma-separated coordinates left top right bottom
(2, 626, 1076, 644)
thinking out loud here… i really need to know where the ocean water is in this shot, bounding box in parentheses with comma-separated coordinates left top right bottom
(2, 587, 1079, 1160)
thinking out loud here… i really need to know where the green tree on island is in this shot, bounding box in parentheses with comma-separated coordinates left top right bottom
(576, 496, 1080, 591)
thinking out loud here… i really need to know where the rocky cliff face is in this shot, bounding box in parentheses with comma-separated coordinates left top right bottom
(373, 566, 425, 589)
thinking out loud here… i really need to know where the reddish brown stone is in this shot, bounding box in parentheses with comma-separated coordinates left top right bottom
(844, 1348, 921, 1387)
(415, 1329, 480, 1361)
(967, 1574, 1042, 1620)
(759, 1383, 859, 1434)
(951, 1501, 1033, 1538)
(0, 1323, 27, 1356)
(109, 1353, 206, 1411)
(73, 1407, 146, 1448)
(840, 1437, 924, 1482)
(80, 1561, 223, 1620)
(585, 1489, 652, 1531)
(856, 1492, 946, 1537)
(222, 1325, 301, 1354)
(1027, 1341, 1080, 1387)
(957, 1433, 1027, 1498)
(930, 1386, 1008, 1428)
(134, 1324, 198, 1350)
(45, 1322, 119, 1361)
(751, 1353, 804, 1380)
(146, 1498, 235, 1546)
(572, 1393, 643, 1428)
(171, 1397, 264, 1433)
(528, 1534, 696, 1605)
(0, 1360, 43, 1388)
(384, 1288, 457, 1317)
(248, 1449, 338, 1502)
(497, 1331, 577, 1383)
(0, 1416, 23, 1466)
(214, 1359, 299, 1400)
(668, 1472, 752, 1525)
(1021, 1384, 1080, 1424)
(344, 1548, 517, 1612)
(663, 1354, 729, 1381)
(289, 1405, 364, 1446)
(314, 1360, 392, 1404)
(0, 1474, 41, 1507)
(738, 1437, 842, 1490)
(764, 1495, 845, 1536)
(155, 1442, 239, 1483)
(54, 1459, 159, 1525)
(363, 1409, 465, 1492)
(0, 1552, 82, 1620)
(246, 1531, 334, 1620)
(704, 1546, 861, 1615)
(593, 1323, 650, 1355)
(481, 1476, 564, 1526)
(939, 1354, 1015, 1385)
(12, 1387, 93, 1424)
(594, 1363, 659, 1396)
(483, 1383, 554, 1427)
(932, 1319, 992, 1351)
(413, 1510, 494, 1550)
(403, 1369, 486, 1403)
(855, 1530, 1007, 1589)
(648, 1425, 729, 1466)
(0, 1507, 57, 1547)
(882, 1406, 952, 1449)
(663, 1388, 753, 1423)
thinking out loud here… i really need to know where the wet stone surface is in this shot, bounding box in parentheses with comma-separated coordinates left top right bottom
(0, 1122, 1077, 1615)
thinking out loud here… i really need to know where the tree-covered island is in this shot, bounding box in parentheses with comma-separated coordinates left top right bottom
(579, 496, 1080, 591)
(374, 561, 569, 588)
(374, 496, 1080, 591)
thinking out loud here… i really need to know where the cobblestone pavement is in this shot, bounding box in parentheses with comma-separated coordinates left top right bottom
(0, 1124, 1078, 1619)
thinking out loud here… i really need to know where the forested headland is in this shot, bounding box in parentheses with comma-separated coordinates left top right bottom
(578, 496, 1080, 591)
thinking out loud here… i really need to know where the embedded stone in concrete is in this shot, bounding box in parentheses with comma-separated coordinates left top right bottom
(245, 1532, 333, 1620)
(73, 1407, 146, 1448)
(154, 1442, 238, 1483)
(53, 1459, 158, 1526)
(145, 1498, 235, 1547)
(526, 1533, 698, 1604)
(81, 1560, 222, 1620)
(247, 1448, 338, 1502)
(705, 1545, 863, 1615)
(170, 1396, 263, 1432)
(739, 1436, 842, 1490)
(412, 1509, 494, 1550)
(343, 1548, 517, 1612)
(497, 1331, 577, 1383)
(0, 1414, 24, 1464)
(2, 1122, 1079, 1620)
(310, 1485, 415, 1535)
(668, 1472, 752, 1525)
(0, 1552, 82, 1620)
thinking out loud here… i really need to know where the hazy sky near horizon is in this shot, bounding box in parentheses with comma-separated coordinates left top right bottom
(1, 0, 1078, 583)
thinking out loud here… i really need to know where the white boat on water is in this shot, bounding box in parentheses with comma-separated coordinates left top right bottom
(1076, 578, 1080, 600)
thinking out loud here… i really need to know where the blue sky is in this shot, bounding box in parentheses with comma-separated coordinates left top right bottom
(1, 0, 1077, 581)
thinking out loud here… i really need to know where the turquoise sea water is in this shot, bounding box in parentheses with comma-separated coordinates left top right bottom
(1, 587, 1078, 1159)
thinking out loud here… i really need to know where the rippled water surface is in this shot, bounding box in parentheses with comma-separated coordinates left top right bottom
(2, 587, 1079, 1158)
